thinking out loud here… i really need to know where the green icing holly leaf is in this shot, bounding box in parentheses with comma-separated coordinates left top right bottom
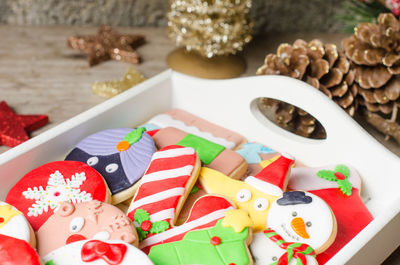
(316, 170, 337, 181)
(337, 179, 352, 196)
(335, 164, 350, 178)
(134, 209, 150, 224)
(149, 220, 170, 234)
(136, 227, 149, 241)
(45, 261, 56, 265)
(190, 185, 199, 195)
(124, 127, 146, 145)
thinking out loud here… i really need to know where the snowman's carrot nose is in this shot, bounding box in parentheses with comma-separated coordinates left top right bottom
(291, 217, 310, 239)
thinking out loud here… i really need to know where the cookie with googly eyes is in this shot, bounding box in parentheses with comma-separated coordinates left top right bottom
(0, 201, 36, 247)
(36, 200, 138, 257)
(6, 161, 111, 232)
(65, 127, 155, 205)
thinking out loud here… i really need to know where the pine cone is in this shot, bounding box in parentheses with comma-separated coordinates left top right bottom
(257, 39, 356, 139)
(342, 13, 400, 143)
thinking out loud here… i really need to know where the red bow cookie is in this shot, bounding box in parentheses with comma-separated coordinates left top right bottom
(81, 240, 127, 265)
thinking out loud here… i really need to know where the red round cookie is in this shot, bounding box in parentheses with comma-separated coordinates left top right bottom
(6, 161, 109, 231)
(0, 234, 41, 265)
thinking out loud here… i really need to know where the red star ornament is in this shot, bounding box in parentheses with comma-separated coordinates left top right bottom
(0, 101, 49, 147)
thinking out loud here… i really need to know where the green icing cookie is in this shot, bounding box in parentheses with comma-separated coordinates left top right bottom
(177, 134, 225, 165)
(148, 219, 250, 265)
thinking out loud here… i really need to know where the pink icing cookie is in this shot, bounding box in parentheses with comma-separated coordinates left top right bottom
(43, 239, 153, 265)
(288, 165, 373, 264)
(151, 127, 247, 179)
(147, 108, 246, 149)
(0, 234, 42, 265)
(36, 200, 138, 257)
(0, 201, 36, 247)
(6, 161, 111, 231)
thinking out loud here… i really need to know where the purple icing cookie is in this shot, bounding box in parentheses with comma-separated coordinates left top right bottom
(65, 127, 155, 204)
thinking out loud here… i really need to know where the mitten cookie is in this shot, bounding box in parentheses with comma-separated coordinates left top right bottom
(148, 209, 254, 265)
(43, 240, 153, 265)
(6, 161, 111, 231)
(288, 165, 373, 264)
(151, 127, 247, 179)
(200, 155, 294, 231)
(65, 127, 155, 204)
(147, 108, 246, 149)
(36, 200, 138, 257)
(0, 201, 36, 247)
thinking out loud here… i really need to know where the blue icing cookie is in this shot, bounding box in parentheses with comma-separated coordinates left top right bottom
(236, 142, 275, 164)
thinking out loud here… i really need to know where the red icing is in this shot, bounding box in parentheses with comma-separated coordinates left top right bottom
(81, 240, 127, 265)
(5, 161, 108, 231)
(0, 234, 41, 265)
(146, 129, 160, 137)
(141, 220, 152, 231)
(210, 236, 221, 245)
(66, 234, 87, 244)
(0, 217, 4, 223)
(334, 172, 346, 180)
(312, 188, 373, 264)
(228, 263, 236, 265)
(254, 156, 294, 190)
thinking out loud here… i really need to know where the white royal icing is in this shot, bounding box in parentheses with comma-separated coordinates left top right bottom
(267, 192, 335, 252)
(148, 114, 236, 149)
(250, 232, 318, 265)
(43, 239, 154, 265)
(0, 201, 31, 243)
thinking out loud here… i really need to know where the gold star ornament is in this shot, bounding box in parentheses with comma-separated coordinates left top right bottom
(68, 25, 145, 66)
(91, 67, 146, 98)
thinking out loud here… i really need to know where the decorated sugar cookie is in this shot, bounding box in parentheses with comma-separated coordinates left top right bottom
(200, 154, 294, 231)
(43, 239, 153, 265)
(267, 191, 337, 254)
(0, 234, 42, 265)
(250, 229, 318, 265)
(6, 161, 110, 231)
(0, 201, 36, 247)
(288, 165, 373, 264)
(151, 127, 248, 179)
(36, 200, 138, 257)
(147, 108, 246, 149)
(65, 127, 155, 204)
(148, 209, 253, 265)
(236, 142, 278, 177)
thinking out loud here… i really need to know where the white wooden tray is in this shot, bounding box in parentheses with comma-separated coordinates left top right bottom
(1, 70, 400, 265)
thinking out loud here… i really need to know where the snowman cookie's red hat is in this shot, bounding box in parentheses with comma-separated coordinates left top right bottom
(245, 154, 294, 196)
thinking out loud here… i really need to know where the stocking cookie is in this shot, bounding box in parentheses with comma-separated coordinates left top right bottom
(148, 209, 253, 265)
(6, 161, 111, 231)
(0, 234, 42, 265)
(288, 165, 373, 264)
(36, 200, 138, 257)
(151, 127, 247, 179)
(267, 191, 337, 254)
(251, 229, 318, 265)
(43, 239, 153, 265)
(65, 127, 155, 204)
(0, 201, 36, 247)
(147, 108, 246, 149)
(199, 154, 294, 231)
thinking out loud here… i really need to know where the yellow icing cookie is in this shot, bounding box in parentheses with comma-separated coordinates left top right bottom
(221, 209, 253, 233)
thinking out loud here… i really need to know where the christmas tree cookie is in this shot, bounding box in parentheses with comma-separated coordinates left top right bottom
(199, 154, 294, 231)
(36, 200, 138, 257)
(0, 201, 36, 247)
(288, 165, 373, 264)
(43, 239, 154, 265)
(65, 127, 155, 204)
(148, 209, 253, 265)
(6, 161, 111, 231)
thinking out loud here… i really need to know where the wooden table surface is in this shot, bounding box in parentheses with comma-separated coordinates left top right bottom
(1, 25, 400, 264)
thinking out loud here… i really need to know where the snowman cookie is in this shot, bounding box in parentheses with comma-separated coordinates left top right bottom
(0, 234, 42, 265)
(43, 239, 153, 265)
(6, 161, 111, 231)
(251, 228, 318, 265)
(65, 127, 155, 204)
(0, 201, 36, 247)
(266, 191, 337, 254)
(36, 200, 138, 257)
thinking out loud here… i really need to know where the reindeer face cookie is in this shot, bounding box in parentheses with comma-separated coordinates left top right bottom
(36, 200, 138, 257)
